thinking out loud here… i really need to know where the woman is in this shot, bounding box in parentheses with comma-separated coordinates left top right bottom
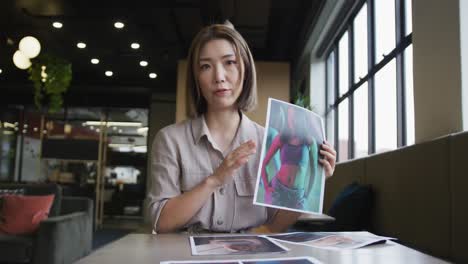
(261, 105, 323, 211)
(147, 21, 336, 234)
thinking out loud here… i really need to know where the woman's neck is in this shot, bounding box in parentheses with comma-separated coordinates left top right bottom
(204, 108, 241, 152)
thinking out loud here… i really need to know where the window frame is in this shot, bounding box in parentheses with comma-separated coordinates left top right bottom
(325, 0, 413, 161)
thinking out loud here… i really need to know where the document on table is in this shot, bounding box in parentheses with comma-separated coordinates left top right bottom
(161, 256, 323, 264)
(189, 234, 289, 256)
(267, 232, 397, 250)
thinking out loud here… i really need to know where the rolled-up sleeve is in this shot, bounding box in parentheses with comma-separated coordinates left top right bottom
(147, 128, 181, 232)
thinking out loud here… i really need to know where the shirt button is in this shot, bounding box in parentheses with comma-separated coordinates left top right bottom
(217, 219, 223, 225)
(219, 188, 225, 195)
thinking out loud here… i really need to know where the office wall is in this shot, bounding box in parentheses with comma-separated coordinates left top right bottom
(248, 62, 290, 126)
(144, 95, 176, 224)
(175, 60, 188, 123)
(460, 0, 468, 131)
(413, 0, 464, 143)
(176, 60, 290, 126)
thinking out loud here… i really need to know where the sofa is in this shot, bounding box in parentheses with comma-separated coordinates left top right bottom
(0, 183, 93, 264)
(323, 131, 468, 263)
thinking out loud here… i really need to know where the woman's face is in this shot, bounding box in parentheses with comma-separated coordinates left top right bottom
(197, 39, 243, 112)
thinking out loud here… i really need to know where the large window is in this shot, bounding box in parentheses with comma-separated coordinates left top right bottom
(325, 0, 413, 161)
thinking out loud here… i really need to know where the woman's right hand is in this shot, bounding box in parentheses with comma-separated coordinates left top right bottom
(209, 140, 257, 187)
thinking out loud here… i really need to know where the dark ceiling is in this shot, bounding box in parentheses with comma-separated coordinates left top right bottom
(0, 0, 323, 109)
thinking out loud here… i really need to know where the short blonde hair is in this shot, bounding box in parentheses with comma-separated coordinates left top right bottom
(186, 22, 257, 116)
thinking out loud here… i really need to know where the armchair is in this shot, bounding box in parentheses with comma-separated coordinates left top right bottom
(0, 183, 93, 264)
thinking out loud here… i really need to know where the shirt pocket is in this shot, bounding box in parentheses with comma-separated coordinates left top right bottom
(234, 177, 257, 196)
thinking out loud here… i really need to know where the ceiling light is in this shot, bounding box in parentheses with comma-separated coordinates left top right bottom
(63, 124, 71, 134)
(137, 127, 148, 134)
(77, 42, 86, 49)
(91, 58, 99, 64)
(19, 36, 41, 58)
(105, 71, 113, 77)
(84, 121, 142, 127)
(52, 22, 63, 28)
(114, 22, 125, 29)
(139, 61, 148, 67)
(149, 73, 157, 79)
(108, 143, 133, 148)
(133, 146, 147, 153)
(13, 50, 32, 69)
(3, 122, 15, 128)
(0, 69, 2, 74)
(131, 43, 140, 49)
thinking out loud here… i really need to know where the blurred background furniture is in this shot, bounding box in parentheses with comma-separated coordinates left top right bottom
(321, 131, 468, 263)
(294, 182, 374, 232)
(0, 183, 93, 264)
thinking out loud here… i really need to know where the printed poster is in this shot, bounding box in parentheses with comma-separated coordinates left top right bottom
(253, 98, 326, 214)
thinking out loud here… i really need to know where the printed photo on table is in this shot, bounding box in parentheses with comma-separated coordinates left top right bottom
(161, 256, 322, 264)
(242, 257, 321, 264)
(190, 235, 288, 256)
(267, 232, 394, 250)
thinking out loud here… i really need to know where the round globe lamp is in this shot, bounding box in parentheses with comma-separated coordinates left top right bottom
(13, 50, 32, 69)
(19, 36, 41, 58)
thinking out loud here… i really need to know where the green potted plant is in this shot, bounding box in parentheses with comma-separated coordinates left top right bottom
(28, 54, 72, 113)
(293, 91, 313, 111)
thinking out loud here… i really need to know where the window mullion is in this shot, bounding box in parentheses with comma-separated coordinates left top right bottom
(395, 0, 406, 147)
(348, 25, 355, 159)
(367, 0, 376, 154)
(334, 45, 340, 160)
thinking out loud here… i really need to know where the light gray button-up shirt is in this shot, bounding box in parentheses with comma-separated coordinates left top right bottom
(148, 113, 274, 233)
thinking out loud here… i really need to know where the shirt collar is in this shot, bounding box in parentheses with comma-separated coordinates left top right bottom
(190, 112, 256, 146)
(191, 115, 209, 145)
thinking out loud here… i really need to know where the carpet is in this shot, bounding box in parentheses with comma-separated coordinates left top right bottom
(93, 228, 133, 250)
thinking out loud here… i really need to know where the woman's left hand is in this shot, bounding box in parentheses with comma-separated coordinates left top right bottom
(319, 140, 336, 179)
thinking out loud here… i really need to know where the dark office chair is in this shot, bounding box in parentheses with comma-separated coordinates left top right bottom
(295, 182, 374, 231)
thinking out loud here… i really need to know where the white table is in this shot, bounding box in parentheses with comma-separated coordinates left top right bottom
(75, 233, 449, 264)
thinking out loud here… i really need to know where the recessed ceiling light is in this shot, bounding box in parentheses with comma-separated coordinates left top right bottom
(114, 22, 125, 29)
(91, 58, 99, 64)
(105, 71, 113, 77)
(131, 43, 140, 49)
(77, 42, 86, 49)
(139, 61, 148, 67)
(149, 73, 157, 79)
(0, 69, 2, 74)
(52, 22, 63, 28)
